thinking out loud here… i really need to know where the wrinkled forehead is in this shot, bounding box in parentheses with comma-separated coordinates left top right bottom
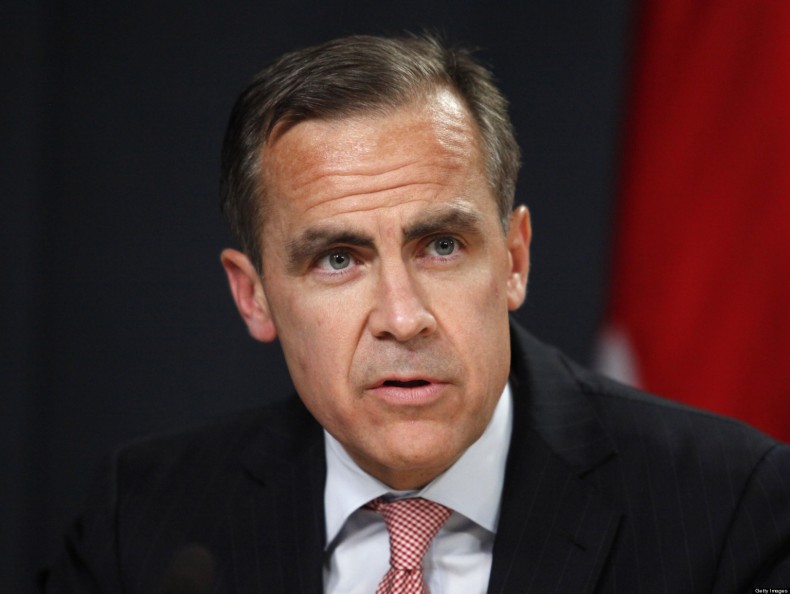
(259, 90, 486, 198)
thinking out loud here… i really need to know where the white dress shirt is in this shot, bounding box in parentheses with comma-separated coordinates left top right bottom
(323, 384, 513, 594)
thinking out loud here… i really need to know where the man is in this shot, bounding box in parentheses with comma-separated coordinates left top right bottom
(44, 34, 790, 593)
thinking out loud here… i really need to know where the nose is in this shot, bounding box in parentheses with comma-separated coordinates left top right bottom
(368, 259, 437, 342)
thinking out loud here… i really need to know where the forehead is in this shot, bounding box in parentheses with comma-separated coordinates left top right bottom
(259, 90, 487, 215)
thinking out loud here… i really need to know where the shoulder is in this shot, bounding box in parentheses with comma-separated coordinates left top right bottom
(42, 396, 324, 592)
(513, 320, 779, 463)
(573, 366, 790, 586)
(111, 396, 321, 489)
(510, 321, 783, 493)
(510, 326, 790, 587)
(569, 355, 778, 469)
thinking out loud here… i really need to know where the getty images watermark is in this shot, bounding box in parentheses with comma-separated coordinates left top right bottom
(754, 589, 788, 593)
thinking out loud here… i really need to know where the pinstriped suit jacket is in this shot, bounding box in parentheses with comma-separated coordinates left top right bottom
(44, 323, 790, 593)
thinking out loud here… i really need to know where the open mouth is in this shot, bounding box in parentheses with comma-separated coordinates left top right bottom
(372, 378, 443, 404)
(382, 379, 431, 388)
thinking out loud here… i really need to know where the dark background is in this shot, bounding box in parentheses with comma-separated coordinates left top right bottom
(2, 1, 633, 591)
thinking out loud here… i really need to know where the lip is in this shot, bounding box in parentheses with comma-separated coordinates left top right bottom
(366, 378, 447, 406)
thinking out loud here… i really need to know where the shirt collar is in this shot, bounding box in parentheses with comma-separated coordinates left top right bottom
(324, 383, 513, 547)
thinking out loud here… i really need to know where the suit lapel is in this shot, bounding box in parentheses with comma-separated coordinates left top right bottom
(239, 398, 326, 594)
(487, 324, 622, 594)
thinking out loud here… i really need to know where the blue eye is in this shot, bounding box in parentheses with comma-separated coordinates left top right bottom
(327, 251, 351, 270)
(432, 237, 456, 256)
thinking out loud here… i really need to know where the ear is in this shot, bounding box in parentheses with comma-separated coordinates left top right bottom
(505, 205, 532, 311)
(220, 248, 278, 343)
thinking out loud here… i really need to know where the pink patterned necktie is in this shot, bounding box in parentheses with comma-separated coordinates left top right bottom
(367, 497, 452, 594)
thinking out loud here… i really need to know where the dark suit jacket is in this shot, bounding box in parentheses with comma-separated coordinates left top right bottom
(44, 324, 790, 593)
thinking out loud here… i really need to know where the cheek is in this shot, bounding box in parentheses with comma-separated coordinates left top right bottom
(449, 264, 509, 326)
(272, 280, 347, 336)
(448, 267, 511, 376)
(275, 288, 367, 388)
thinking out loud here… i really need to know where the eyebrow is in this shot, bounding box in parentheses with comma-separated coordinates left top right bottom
(284, 204, 486, 273)
(402, 207, 485, 244)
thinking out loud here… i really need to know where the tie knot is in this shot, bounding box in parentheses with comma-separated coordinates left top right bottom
(367, 497, 452, 571)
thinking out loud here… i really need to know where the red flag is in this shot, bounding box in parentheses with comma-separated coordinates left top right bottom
(599, 0, 790, 441)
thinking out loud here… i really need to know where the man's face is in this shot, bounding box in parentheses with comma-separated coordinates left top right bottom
(222, 89, 530, 489)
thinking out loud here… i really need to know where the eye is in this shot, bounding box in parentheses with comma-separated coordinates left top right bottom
(428, 236, 456, 256)
(324, 251, 351, 270)
(315, 250, 354, 272)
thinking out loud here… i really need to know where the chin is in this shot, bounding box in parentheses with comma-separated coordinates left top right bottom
(379, 441, 460, 478)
